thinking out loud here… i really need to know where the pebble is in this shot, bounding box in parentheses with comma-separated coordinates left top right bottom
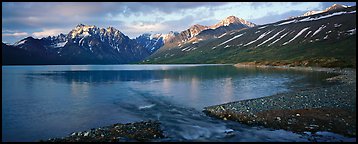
(276, 117, 281, 121)
(296, 113, 300, 117)
(44, 121, 164, 142)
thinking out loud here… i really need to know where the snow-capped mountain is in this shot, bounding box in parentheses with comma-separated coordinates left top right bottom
(324, 4, 348, 11)
(289, 4, 349, 19)
(145, 5, 356, 66)
(134, 31, 181, 53)
(4, 24, 151, 64)
(3, 4, 355, 66)
(135, 33, 165, 53)
(162, 16, 256, 48)
(302, 10, 322, 17)
(210, 16, 256, 29)
(161, 31, 180, 43)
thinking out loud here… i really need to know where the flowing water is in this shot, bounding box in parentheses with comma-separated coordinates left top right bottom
(2, 64, 354, 142)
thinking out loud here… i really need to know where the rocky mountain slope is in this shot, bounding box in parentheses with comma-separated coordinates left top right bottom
(135, 32, 179, 53)
(161, 16, 256, 49)
(3, 24, 151, 64)
(3, 4, 355, 67)
(145, 5, 356, 68)
(3, 15, 255, 65)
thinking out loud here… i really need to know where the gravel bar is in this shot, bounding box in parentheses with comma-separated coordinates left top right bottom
(203, 64, 356, 137)
(43, 120, 165, 142)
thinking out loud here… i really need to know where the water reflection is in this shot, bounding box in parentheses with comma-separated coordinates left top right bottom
(70, 81, 90, 97)
(190, 77, 199, 102)
(222, 78, 233, 102)
(27, 66, 334, 86)
(162, 78, 171, 95)
(3, 65, 339, 142)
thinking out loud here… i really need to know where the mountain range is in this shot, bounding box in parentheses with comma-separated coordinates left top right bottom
(2, 4, 356, 67)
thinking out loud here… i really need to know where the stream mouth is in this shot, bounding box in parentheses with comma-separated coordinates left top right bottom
(111, 88, 355, 142)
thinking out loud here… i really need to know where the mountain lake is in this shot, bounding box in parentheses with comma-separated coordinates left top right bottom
(2, 64, 354, 142)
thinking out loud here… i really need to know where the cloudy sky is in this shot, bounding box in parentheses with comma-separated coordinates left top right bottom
(2, 2, 356, 44)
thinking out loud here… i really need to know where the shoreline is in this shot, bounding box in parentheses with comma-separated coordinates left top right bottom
(40, 63, 356, 141)
(233, 63, 356, 84)
(203, 63, 356, 137)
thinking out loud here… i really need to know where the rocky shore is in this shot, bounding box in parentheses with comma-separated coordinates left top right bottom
(203, 63, 356, 137)
(43, 120, 164, 142)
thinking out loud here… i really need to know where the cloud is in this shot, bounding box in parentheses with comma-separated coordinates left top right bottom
(2, 31, 30, 44)
(319, 2, 356, 9)
(32, 28, 69, 38)
(122, 23, 169, 38)
(2, 32, 29, 37)
(248, 10, 306, 25)
(137, 2, 230, 14)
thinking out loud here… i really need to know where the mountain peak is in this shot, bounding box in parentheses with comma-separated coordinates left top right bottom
(70, 24, 98, 38)
(192, 24, 205, 27)
(221, 15, 242, 25)
(324, 4, 347, 12)
(302, 10, 321, 17)
(13, 36, 35, 46)
(76, 23, 86, 28)
(73, 24, 97, 31)
(190, 24, 208, 29)
(106, 26, 115, 30)
(210, 16, 256, 29)
(106, 26, 122, 34)
(225, 15, 240, 21)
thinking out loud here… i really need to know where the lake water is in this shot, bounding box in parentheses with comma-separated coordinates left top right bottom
(2, 64, 353, 142)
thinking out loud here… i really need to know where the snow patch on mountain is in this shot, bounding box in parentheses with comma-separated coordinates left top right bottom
(347, 28, 356, 35)
(218, 33, 246, 47)
(311, 25, 327, 37)
(288, 4, 349, 19)
(276, 19, 296, 26)
(268, 32, 289, 46)
(282, 27, 310, 45)
(305, 31, 312, 38)
(258, 25, 268, 29)
(299, 11, 349, 22)
(244, 30, 273, 46)
(218, 33, 228, 38)
(257, 29, 285, 47)
(280, 7, 354, 26)
(14, 39, 27, 46)
(53, 41, 67, 48)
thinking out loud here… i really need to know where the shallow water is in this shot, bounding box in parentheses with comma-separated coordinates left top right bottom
(2, 64, 354, 142)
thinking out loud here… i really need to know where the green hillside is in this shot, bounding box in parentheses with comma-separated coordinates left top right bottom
(143, 7, 356, 68)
